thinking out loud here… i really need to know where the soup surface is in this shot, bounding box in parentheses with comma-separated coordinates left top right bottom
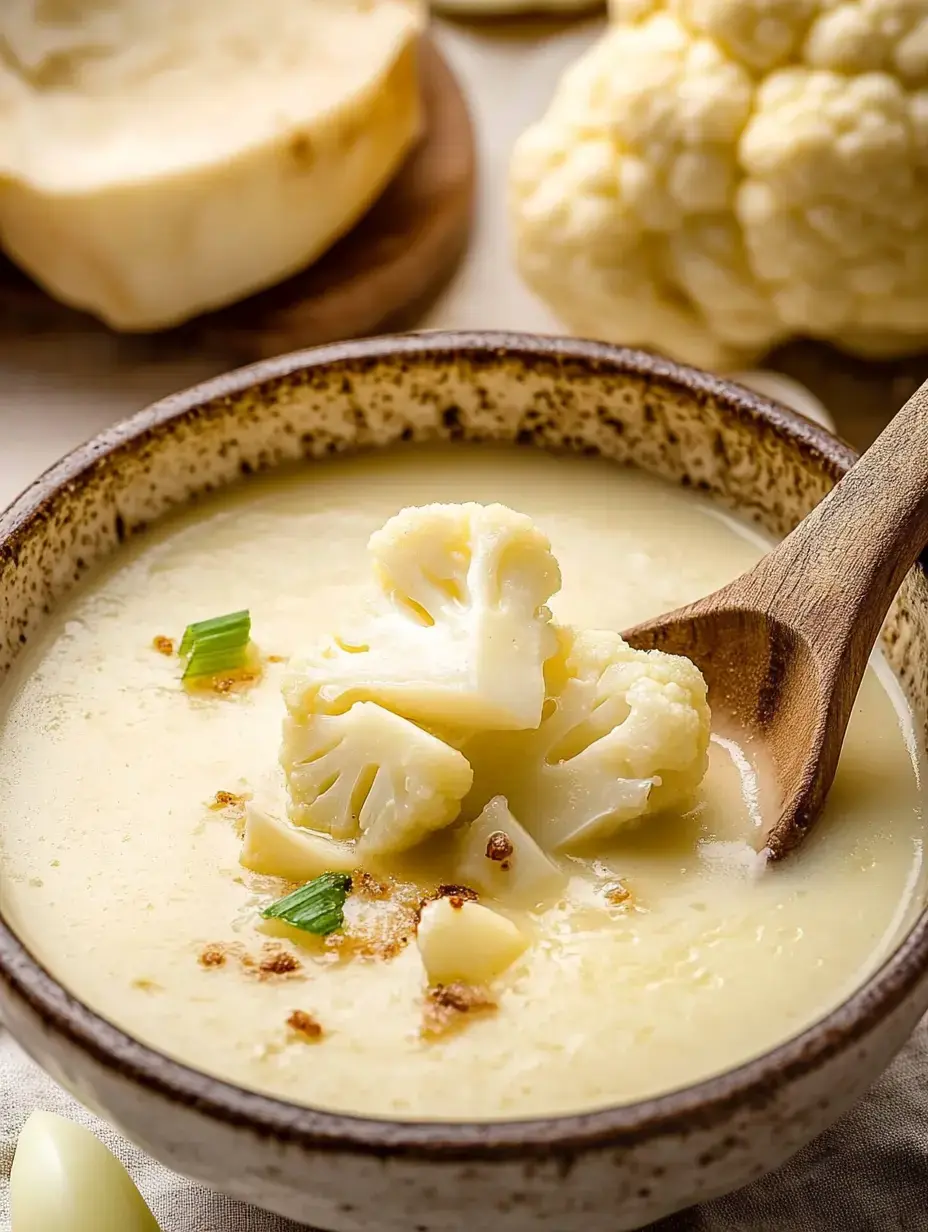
(1, 444, 925, 1119)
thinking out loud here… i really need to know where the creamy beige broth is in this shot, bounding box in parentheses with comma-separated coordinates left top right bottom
(0, 444, 924, 1120)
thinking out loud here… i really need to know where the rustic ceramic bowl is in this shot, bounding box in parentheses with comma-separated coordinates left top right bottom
(1, 333, 927, 1232)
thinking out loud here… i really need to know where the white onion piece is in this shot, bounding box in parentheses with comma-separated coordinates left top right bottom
(10, 1111, 160, 1232)
(727, 370, 835, 431)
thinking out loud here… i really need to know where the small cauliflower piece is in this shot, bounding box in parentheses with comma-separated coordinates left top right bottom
(281, 701, 473, 856)
(417, 897, 528, 984)
(511, 1, 928, 369)
(240, 803, 357, 881)
(284, 503, 561, 731)
(464, 626, 710, 852)
(456, 795, 567, 909)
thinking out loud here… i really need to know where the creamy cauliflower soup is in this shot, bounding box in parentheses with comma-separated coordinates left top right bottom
(0, 444, 924, 1121)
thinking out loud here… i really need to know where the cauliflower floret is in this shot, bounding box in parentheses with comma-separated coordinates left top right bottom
(512, 1, 928, 369)
(611, 2, 821, 73)
(463, 627, 710, 852)
(281, 701, 473, 856)
(284, 503, 561, 731)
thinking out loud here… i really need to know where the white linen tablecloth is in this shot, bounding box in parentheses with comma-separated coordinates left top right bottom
(5, 1021, 928, 1231)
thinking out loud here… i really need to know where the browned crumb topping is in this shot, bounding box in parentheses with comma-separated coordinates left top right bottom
(328, 873, 423, 961)
(434, 883, 479, 903)
(603, 880, 632, 907)
(330, 914, 415, 962)
(258, 946, 302, 977)
(352, 869, 390, 899)
(209, 790, 248, 814)
(431, 983, 496, 1012)
(448, 895, 465, 910)
(286, 1009, 324, 1041)
(485, 831, 514, 865)
(197, 940, 304, 982)
(210, 669, 261, 695)
(421, 982, 498, 1039)
(152, 635, 175, 656)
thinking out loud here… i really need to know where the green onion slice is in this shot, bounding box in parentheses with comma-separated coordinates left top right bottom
(261, 872, 352, 936)
(179, 610, 251, 680)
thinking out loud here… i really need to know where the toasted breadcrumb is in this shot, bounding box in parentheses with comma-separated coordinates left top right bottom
(210, 669, 261, 695)
(328, 873, 423, 961)
(152, 635, 175, 656)
(421, 983, 498, 1039)
(603, 880, 632, 907)
(434, 884, 478, 903)
(209, 790, 249, 814)
(198, 940, 303, 981)
(352, 870, 391, 899)
(485, 831, 514, 867)
(287, 1009, 324, 1041)
(255, 943, 302, 978)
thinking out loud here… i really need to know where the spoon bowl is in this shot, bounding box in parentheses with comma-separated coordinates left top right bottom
(627, 598, 831, 859)
(626, 378, 928, 859)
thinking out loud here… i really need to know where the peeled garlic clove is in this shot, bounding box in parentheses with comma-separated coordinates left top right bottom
(417, 897, 528, 984)
(727, 370, 834, 431)
(10, 1110, 159, 1232)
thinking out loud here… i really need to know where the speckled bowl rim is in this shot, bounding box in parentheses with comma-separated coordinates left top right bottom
(0, 331, 919, 1163)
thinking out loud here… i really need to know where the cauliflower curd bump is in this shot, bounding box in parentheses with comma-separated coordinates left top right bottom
(511, 0, 928, 369)
(0, 445, 925, 1121)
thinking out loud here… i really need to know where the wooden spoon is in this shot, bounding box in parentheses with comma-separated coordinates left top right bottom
(623, 379, 928, 861)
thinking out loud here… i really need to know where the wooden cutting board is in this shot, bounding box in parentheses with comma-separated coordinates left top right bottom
(767, 341, 927, 452)
(0, 37, 475, 363)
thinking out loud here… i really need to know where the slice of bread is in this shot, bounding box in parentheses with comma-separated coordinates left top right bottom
(0, 0, 425, 329)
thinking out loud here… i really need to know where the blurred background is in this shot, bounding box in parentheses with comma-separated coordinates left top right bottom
(1, 1, 926, 509)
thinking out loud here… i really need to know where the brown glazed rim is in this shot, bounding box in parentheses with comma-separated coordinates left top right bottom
(0, 331, 917, 1163)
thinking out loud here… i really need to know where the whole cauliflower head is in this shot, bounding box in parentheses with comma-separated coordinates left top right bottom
(463, 626, 710, 851)
(281, 701, 473, 855)
(284, 503, 561, 731)
(510, 0, 928, 368)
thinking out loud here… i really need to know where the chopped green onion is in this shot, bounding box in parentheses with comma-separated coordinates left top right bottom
(179, 610, 251, 680)
(261, 872, 352, 936)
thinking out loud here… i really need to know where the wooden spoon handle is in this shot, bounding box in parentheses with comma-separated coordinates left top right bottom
(740, 377, 928, 657)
